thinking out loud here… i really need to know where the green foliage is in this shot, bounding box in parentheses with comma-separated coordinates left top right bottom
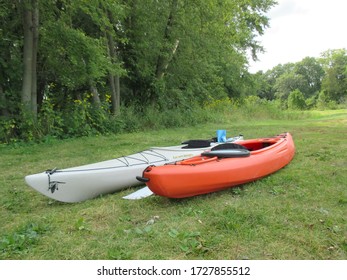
(288, 89, 306, 110)
(305, 95, 318, 109)
(230, 96, 285, 120)
(40, 22, 111, 89)
(254, 50, 347, 109)
(294, 57, 324, 97)
(0, 97, 209, 143)
(274, 72, 307, 100)
(1, 0, 278, 143)
(316, 91, 338, 110)
(2, 0, 347, 144)
(0, 118, 17, 143)
(168, 229, 208, 255)
(0, 95, 300, 143)
(0, 223, 49, 258)
(320, 49, 347, 102)
(38, 97, 64, 137)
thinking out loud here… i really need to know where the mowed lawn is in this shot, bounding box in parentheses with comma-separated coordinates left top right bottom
(0, 110, 346, 259)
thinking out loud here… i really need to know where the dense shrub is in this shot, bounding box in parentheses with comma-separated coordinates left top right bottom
(288, 89, 306, 110)
(316, 91, 339, 110)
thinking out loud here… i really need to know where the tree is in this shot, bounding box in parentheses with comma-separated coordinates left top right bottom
(39, 0, 125, 112)
(119, 0, 277, 107)
(0, 1, 25, 117)
(294, 57, 324, 98)
(320, 49, 347, 103)
(78, 0, 127, 114)
(257, 63, 296, 100)
(0, 4, 11, 116)
(274, 72, 307, 100)
(252, 71, 273, 99)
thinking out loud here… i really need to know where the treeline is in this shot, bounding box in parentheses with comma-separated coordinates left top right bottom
(0, 0, 275, 142)
(0, 1, 346, 143)
(251, 49, 347, 110)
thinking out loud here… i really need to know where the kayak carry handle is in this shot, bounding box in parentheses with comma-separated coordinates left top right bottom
(136, 176, 150, 183)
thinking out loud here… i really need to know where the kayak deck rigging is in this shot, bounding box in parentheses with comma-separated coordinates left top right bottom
(44, 149, 171, 174)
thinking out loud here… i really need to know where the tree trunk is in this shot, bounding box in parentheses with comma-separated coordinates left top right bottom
(155, 0, 179, 80)
(0, 85, 9, 116)
(114, 75, 120, 113)
(106, 29, 120, 115)
(108, 74, 120, 115)
(31, 0, 39, 116)
(22, 2, 34, 110)
(90, 84, 101, 105)
(156, 39, 179, 80)
(21, 0, 38, 117)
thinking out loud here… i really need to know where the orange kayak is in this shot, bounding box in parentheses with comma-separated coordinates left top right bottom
(137, 133, 295, 198)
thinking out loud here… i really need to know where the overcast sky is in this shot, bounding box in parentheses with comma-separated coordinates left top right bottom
(248, 0, 347, 73)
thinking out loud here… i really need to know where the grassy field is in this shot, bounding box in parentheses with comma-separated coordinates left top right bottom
(0, 109, 346, 260)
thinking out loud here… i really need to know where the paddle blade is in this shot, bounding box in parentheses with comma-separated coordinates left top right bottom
(122, 186, 153, 200)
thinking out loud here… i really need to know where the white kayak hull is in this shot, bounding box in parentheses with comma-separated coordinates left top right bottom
(25, 137, 243, 203)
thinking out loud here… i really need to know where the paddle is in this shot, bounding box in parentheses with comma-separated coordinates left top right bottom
(122, 186, 153, 199)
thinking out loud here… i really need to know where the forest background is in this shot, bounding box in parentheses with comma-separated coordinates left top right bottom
(0, 0, 346, 143)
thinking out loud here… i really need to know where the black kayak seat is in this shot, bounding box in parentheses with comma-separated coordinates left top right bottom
(181, 139, 211, 149)
(211, 143, 248, 151)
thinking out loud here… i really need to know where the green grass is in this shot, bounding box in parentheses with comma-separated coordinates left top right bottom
(0, 109, 346, 260)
